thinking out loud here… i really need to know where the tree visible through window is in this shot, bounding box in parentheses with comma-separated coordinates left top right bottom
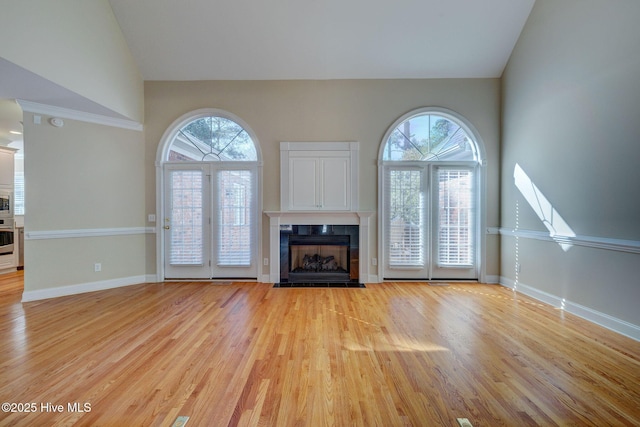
(383, 114, 476, 162)
(168, 116, 257, 161)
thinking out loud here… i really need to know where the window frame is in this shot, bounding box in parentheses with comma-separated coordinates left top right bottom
(156, 108, 263, 281)
(378, 107, 486, 281)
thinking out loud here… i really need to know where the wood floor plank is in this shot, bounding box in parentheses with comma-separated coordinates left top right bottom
(0, 271, 639, 426)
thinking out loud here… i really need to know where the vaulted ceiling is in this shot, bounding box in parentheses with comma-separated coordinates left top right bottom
(108, 0, 535, 80)
(1, 0, 535, 140)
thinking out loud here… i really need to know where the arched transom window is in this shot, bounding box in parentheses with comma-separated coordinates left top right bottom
(382, 113, 478, 162)
(167, 115, 257, 161)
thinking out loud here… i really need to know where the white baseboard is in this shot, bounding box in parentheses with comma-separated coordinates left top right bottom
(22, 275, 147, 302)
(483, 274, 500, 284)
(499, 276, 640, 342)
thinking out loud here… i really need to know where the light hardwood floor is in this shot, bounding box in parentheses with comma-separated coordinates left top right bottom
(1, 271, 639, 426)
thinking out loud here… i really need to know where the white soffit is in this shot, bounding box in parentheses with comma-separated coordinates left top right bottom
(0, 57, 135, 122)
(108, 0, 535, 81)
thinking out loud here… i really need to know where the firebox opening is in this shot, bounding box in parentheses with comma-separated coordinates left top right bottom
(288, 235, 350, 283)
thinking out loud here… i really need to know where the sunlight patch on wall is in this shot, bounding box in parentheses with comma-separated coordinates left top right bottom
(514, 163, 576, 251)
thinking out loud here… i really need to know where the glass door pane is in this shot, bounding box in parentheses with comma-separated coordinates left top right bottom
(164, 166, 211, 279)
(212, 167, 257, 278)
(431, 166, 477, 279)
(383, 167, 429, 278)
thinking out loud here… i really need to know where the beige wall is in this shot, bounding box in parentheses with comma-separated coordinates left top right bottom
(144, 79, 501, 279)
(501, 0, 640, 326)
(23, 113, 146, 291)
(0, 0, 143, 122)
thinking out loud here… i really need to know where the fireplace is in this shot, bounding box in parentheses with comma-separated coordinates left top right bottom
(278, 224, 360, 285)
(265, 211, 374, 285)
(289, 234, 350, 283)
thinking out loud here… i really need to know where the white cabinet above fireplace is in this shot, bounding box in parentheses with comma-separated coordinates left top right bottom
(281, 142, 358, 211)
(288, 154, 349, 210)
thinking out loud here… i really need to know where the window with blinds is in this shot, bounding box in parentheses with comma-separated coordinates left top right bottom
(437, 168, 474, 266)
(385, 168, 425, 267)
(169, 170, 204, 265)
(379, 108, 481, 279)
(217, 170, 252, 266)
(14, 171, 24, 215)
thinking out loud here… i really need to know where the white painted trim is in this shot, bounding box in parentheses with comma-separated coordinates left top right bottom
(17, 100, 143, 131)
(281, 141, 358, 151)
(21, 275, 147, 302)
(25, 227, 154, 240)
(499, 228, 640, 254)
(499, 276, 640, 342)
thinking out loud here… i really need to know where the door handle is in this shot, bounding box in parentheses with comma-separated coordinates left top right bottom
(164, 225, 170, 230)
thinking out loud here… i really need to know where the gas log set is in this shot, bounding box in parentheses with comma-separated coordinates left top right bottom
(297, 254, 339, 272)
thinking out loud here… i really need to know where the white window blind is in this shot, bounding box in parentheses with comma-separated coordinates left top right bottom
(14, 171, 24, 215)
(385, 168, 425, 266)
(217, 170, 253, 266)
(169, 170, 204, 265)
(437, 168, 474, 266)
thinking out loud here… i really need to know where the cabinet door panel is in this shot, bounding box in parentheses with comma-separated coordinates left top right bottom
(0, 150, 14, 186)
(321, 157, 350, 210)
(289, 158, 319, 210)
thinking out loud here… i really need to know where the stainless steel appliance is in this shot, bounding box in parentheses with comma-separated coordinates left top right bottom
(18, 227, 24, 269)
(0, 189, 12, 218)
(0, 218, 14, 256)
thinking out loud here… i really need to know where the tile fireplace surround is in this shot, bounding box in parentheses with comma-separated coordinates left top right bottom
(264, 211, 374, 284)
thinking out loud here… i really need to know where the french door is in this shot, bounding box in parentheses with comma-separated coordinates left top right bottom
(382, 163, 478, 280)
(163, 163, 257, 279)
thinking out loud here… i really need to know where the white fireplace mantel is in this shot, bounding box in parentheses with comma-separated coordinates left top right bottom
(264, 211, 374, 284)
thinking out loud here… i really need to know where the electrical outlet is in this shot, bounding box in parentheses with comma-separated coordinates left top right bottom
(94, 263, 102, 272)
(263, 258, 269, 266)
(371, 258, 377, 266)
(148, 214, 156, 222)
